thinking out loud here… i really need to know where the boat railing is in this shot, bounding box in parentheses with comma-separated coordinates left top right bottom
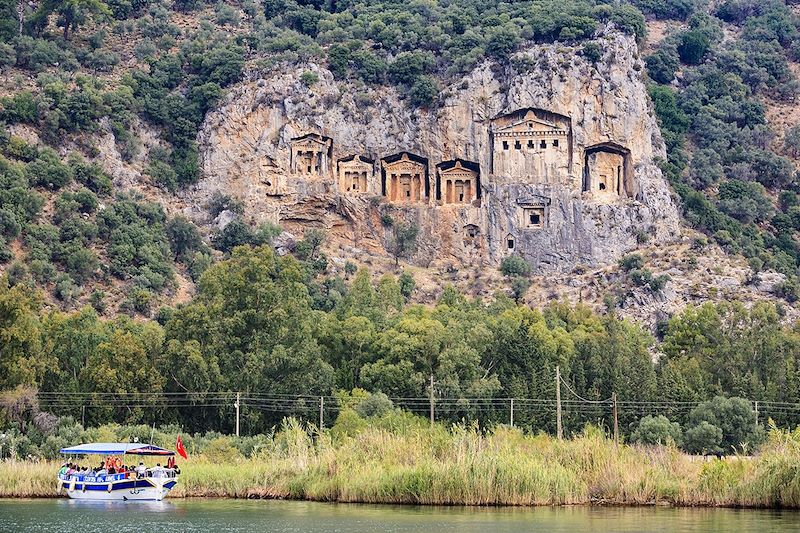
(58, 468, 179, 483)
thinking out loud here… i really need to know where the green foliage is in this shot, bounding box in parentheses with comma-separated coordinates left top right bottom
(97, 194, 173, 292)
(619, 253, 644, 272)
(581, 42, 602, 64)
(646, 45, 679, 84)
(166, 216, 204, 260)
(500, 255, 531, 277)
(398, 271, 415, 300)
(208, 192, 244, 218)
(687, 396, 762, 454)
(510, 276, 531, 302)
(33, 0, 112, 41)
(684, 420, 723, 454)
(299, 71, 319, 87)
(717, 180, 774, 224)
(0, 92, 38, 123)
(633, 0, 698, 21)
(409, 76, 438, 108)
(387, 221, 418, 266)
(631, 415, 683, 446)
(678, 30, 710, 64)
(26, 149, 73, 190)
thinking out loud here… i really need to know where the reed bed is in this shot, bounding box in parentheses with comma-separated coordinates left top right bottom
(2, 424, 799, 508)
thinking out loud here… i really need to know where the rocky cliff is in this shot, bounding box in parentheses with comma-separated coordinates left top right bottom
(188, 28, 680, 273)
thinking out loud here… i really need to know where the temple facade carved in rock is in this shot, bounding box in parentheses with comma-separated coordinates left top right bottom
(289, 133, 333, 178)
(490, 109, 572, 184)
(381, 152, 429, 203)
(436, 159, 480, 206)
(282, 107, 639, 269)
(337, 155, 373, 194)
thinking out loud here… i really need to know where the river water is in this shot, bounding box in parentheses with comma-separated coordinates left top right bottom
(0, 499, 797, 532)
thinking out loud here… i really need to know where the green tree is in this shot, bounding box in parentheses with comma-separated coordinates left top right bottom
(684, 420, 723, 455)
(687, 396, 761, 454)
(166, 216, 203, 260)
(409, 76, 438, 107)
(678, 30, 710, 64)
(0, 279, 48, 390)
(165, 246, 334, 432)
(500, 255, 531, 277)
(388, 221, 418, 266)
(631, 415, 683, 446)
(36, 0, 112, 41)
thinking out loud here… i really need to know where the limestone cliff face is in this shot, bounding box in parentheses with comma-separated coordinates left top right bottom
(190, 29, 680, 272)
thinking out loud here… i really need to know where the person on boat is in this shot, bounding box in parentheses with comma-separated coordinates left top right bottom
(58, 463, 68, 477)
(151, 463, 164, 478)
(135, 462, 146, 478)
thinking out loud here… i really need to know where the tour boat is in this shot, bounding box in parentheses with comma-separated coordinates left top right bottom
(57, 443, 179, 501)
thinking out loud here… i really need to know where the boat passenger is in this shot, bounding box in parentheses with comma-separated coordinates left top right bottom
(58, 463, 68, 476)
(135, 462, 146, 478)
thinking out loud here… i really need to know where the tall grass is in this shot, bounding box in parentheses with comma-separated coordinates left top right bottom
(2, 421, 799, 507)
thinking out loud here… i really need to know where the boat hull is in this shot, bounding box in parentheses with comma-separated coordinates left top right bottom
(58, 476, 178, 501)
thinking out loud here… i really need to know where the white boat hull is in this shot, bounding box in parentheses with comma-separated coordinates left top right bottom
(58, 475, 178, 501)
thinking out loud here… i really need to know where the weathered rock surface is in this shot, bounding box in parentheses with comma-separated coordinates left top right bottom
(190, 29, 681, 273)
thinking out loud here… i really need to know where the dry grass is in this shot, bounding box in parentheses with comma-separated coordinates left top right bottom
(2, 422, 799, 507)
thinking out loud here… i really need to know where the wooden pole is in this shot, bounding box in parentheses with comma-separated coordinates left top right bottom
(319, 396, 324, 430)
(429, 374, 435, 426)
(755, 401, 759, 426)
(510, 398, 514, 428)
(612, 392, 619, 447)
(556, 365, 563, 440)
(235, 392, 240, 437)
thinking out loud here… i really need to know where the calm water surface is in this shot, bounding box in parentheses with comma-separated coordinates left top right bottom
(0, 498, 798, 533)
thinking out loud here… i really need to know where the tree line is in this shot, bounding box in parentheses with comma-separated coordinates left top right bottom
(1, 244, 798, 455)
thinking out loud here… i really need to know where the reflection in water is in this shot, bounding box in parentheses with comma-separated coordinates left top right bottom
(1, 498, 797, 533)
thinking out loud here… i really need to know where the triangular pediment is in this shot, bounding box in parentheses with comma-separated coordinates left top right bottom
(290, 133, 332, 148)
(496, 115, 561, 134)
(516, 194, 552, 207)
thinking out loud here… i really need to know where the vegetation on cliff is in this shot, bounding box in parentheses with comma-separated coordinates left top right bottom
(646, 0, 800, 300)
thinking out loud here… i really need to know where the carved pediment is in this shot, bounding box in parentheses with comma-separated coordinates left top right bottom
(383, 153, 426, 174)
(516, 194, 552, 208)
(493, 110, 568, 137)
(290, 133, 332, 150)
(338, 155, 373, 173)
(440, 161, 478, 180)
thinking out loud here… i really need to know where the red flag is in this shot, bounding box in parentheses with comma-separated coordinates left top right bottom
(176, 435, 188, 460)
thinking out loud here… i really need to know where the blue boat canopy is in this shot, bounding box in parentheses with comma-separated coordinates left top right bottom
(59, 443, 175, 456)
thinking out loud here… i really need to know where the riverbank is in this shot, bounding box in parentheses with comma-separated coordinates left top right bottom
(1, 424, 798, 507)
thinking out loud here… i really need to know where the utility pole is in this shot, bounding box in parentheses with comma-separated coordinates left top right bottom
(319, 396, 324, 430)
(755, 401, 759, 426)
(556, 365, 563, 440)
(429, 373, 435, 427)
(235, 392, 240, 437)
(612, 393, 619, 447)
(510, 398, 514, 428)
